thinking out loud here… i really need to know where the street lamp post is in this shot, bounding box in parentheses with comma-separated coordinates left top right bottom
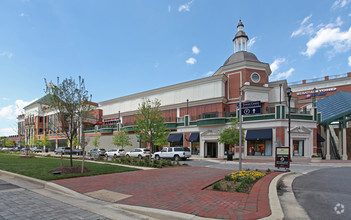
(313, 88, 316, 107)
(286, 87, 292, 162)
(186, 99, 189, 115)
(279, 84, 282, 104)
(239, 89, 243, 171)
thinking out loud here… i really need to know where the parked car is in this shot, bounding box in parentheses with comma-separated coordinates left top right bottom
(87, 148, 106, 157)
(55, 147, 71, 155)
(1, 147, 10, 151)
(31, 147, 43, 153)
(72, 149, 83, 155)
(126, 148, 151, 159)
(154, 147, 191, 161)
(105, 148, 126, 158)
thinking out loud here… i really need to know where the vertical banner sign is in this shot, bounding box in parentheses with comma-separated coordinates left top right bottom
(275, 147, 290, 168)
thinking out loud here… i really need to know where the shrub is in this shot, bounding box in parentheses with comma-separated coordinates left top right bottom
(212, 182, 221, 190)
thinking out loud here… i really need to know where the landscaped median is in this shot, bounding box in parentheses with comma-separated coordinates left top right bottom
(0, 153, 139, 181)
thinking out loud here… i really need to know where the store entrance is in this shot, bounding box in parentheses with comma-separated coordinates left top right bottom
(206, 142, 218, 158)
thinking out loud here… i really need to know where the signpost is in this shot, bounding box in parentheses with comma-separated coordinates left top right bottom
(275, 147, 290, 171)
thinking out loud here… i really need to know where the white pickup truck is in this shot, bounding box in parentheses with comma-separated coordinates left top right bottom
(154, 147, 191, 161)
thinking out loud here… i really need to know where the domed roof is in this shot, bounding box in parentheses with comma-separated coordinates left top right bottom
(223, 51, 260, 66)
(233, 30, 248, 41)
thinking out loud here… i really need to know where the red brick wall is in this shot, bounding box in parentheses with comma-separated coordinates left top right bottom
(276, 127, 285, 146)
(180, 103, 224, 117)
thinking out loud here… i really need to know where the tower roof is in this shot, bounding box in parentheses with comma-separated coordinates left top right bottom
(223, 51, 259, 66)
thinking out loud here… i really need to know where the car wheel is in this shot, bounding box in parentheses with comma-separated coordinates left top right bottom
(174, 155, 180, 161)
(126, 154, 130, 158)
(138, 155, 142, 159)
(155, 155, 160, 160)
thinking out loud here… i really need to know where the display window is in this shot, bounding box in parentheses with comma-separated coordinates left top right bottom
(293, 140, 304, 156)
(247, 140, 272, 156)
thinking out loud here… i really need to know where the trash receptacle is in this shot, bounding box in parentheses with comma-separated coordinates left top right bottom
(227, 151, 234, 161)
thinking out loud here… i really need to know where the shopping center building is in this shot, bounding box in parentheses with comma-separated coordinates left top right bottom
(12, 20, 351, 160)
(84, 21, 322, 160)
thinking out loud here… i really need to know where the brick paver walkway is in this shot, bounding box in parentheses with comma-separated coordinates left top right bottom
(53, 166, 279, 219)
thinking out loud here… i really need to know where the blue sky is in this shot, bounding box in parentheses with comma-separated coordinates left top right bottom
(1, 0, 351, 136)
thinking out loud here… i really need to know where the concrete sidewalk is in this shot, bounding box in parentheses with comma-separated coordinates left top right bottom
(52, 166, 280, 220)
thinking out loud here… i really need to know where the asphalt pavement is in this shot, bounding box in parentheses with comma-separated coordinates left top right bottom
(293, 166, 351, 220)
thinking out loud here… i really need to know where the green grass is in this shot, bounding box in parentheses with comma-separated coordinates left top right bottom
(0, 154, 139, 181)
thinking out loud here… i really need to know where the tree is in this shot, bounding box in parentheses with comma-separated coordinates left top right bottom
(20, 140, 25, 148)
(45, 76, 95, 167)
(29, 135, 38, 147)
(134, 98, 169, 153)
(217, 118, 243, 152)
(92, 134, 101, 148)
(112, 131, 132, 149)
(39, 135, 51, 152)
(5, 139, 14, 147)
(0, 137, 6, 147)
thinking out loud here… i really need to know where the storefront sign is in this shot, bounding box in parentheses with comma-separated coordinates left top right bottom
(103, 117, 120, 122)
(296, 87, 336, 96)
(275, 147, 290, 168)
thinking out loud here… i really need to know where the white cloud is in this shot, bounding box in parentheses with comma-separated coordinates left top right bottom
(270, 58, 286, 73)
(302, 25, 351, 57)
(178, 0, 194, 12)
(247, 37, 257, 50)
(0, 99, 36, 121)
(0, 105, 14, 120)
(348, 56, 351, 66)
(271, 68, 295, 81)
(154, 62, 159, 68)
(269, 58, 294, 81)
(168, 5, 171, 13)
(0, 51, 13, 58)
(332, 0, 351, 8)
(0, 128, 16, 137)
(2, 98, 10, 101)
(291, 15, 314, 37)
(204, 71, 214, 77)
(185, 57, 196, 64)
(192, 46, 200, 54)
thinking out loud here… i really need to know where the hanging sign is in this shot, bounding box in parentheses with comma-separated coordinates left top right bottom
(275, 147, 290, 168)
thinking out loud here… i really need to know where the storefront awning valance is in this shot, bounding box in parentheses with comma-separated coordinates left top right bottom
(167, 133, 183, 143)
(188, 133, 199, 142)
(317, 133, 325, 142)
(246, 129, 272, 141)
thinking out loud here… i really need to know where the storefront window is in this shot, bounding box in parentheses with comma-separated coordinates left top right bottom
(191, 142, 200, 155)
(247, 140, 272, 156)
(293, 140, 304, 156)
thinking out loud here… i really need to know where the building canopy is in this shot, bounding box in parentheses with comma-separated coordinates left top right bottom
(316, 91, 351, 125)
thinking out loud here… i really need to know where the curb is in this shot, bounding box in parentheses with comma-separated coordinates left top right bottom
(0, 170, 85, 198)
(259, 172, 292, 220)
(0, 168, 289, 220)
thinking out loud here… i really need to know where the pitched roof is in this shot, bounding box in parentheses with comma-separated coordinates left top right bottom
(24, 93, 54, 109)
(316, 91, 351, 125)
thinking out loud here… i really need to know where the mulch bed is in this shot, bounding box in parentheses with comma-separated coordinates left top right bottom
(204, 179, 255, 193)
(49, 166, 91, 174)
(19, 155, 36, 159)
